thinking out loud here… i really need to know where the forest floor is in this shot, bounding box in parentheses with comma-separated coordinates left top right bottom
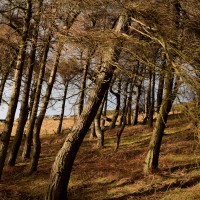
(0, 112, 200, 200)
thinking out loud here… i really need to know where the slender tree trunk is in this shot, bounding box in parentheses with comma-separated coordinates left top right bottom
(157, 54, 166, 113)
(133, 80, 143, 125)
(119, 80, 129, 126)
(143, 70, 152, 124)
(101, 90, 108, 129)
(144, 70, 174, 174)
(0, 60, 14, 105)
(127, 76, 135, 125)
(29, 42, 62, 174)
(22, 33, 51, 160)
(78, 62, 89, 116)
(46, 12, 128, 200)
(95, 96, 105, 148)
(0, 0, 32, 179)
(57, 81, 69, 135)
(109, 77, 121, 129)
(8, 0, 43, 166)
(148, 70, 155, 127)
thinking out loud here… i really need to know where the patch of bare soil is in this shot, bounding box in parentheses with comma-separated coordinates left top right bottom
(1, 114, 200, 200)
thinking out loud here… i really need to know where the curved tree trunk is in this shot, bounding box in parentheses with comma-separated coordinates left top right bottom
(0, 0, 32, 179)
(22, 33, 51, 160)
(8, 0, 43, 166)
(45, 12, 128, 200)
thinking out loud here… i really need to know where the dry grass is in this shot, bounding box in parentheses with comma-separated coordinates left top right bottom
(1, 113, 200, 200)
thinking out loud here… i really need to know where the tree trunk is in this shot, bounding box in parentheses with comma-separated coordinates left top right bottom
(0, 59, 14, 105)
(127, 76, 135, 125)
(144, 70, 174, 174)
(57, 81, 69, 135)
(109, 77, 121, 129)
(133, 80, 143, 125)
(29, 42, 62, 174)
(142, 70, 152, 124)
(8, 0, 42, 166)
(148, 69, 155, 127)
(22, 33, 51, 160)
(95, 96, 105, 148)
(119, 80, 129, 126)
(156, 54, 166, 113)
(45, 12, 128, 200)
(78, 62, 89, 116)
(89, 121, 97, 139)
(0, 0, 32, 179)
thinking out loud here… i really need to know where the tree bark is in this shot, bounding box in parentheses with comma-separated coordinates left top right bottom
(109, 77, 121, 129)
(29, 42, 62, 174)
(8, 0, 43, 166)
(78, 61, 89, 116)
(0, 0, 32, 179)
(144, 70, 174, 174)
(46, 12, 128, 200)
(119, 80, 129, 126)
(57, 81, 69, 135)
(0, 59, 14, 105)
(95, 96, 105, 148)
(22, 33, 51, 160)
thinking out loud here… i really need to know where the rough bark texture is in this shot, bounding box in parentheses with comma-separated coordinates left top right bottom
(22, 33, 51, 160)
(144, 70, 174, 174)
(46, 12, 128, 200)
(29, 42, 62, 174)
(8, 0, 42, 166)
(0, 0, 32, 179)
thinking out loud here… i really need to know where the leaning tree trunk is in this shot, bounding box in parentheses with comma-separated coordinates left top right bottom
(22, 33, 51, 160)
(8, 0, 43, 166)
(0, 0, 32, 179)
(45, 12, 128, 200)
(57, 81, 69, 135)
(144, 69, 174, 174)
(29, 42, 62, 174)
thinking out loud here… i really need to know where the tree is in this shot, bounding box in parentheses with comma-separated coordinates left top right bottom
(7, 0, 43, 166)
(0, 0, 32, 179)
(46, 12, 128, 199)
